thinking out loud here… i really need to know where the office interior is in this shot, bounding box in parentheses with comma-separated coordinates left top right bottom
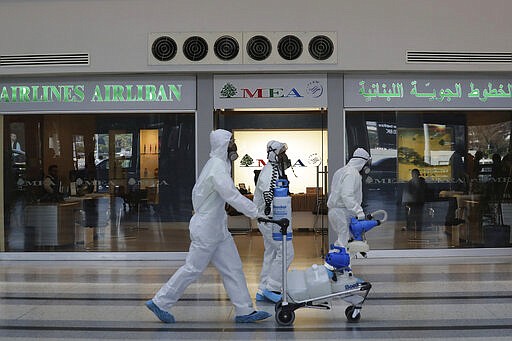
(3, 108, 511, 254)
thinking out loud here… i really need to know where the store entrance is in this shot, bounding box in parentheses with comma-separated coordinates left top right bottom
(215, 109, 329, 262)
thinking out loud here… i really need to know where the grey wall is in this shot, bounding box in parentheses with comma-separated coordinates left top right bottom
(327, 74, 344, 245)
(1, 0, 511, 76)
(196, 74, 214, 175)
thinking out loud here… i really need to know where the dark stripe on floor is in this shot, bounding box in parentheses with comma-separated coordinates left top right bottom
(2, 294, 511, 301)
(1, 324, 512, 333)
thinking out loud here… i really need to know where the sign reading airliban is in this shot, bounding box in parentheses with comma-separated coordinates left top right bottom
(0, 76, 196, 112)
(0, 84, 183, 103)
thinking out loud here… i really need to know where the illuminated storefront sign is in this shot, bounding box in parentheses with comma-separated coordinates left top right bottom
(233, 130, 328, 194)
(0, 75, 196, 112)
(344, 74, 512, 108)
(214, 74, 327, 109)
(0, 84, 182, 103)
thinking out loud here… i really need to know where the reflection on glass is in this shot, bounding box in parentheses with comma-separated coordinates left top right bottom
(72, 135, 86, 171)
(348, 110, 512, 250)
(110, 133, 134, 190)
(3, 113, 195, 252)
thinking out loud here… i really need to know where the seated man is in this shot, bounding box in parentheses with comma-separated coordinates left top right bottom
(41, 164, 64, 202)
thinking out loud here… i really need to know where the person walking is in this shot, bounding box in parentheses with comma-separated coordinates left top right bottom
(253, 140, 294, 303)
(403, 168, 427, 231)
(146, 129, 271, 323)
(327, 148, 371, 269)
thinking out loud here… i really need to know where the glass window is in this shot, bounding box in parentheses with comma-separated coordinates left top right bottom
(216, 109, 330, 254)
(346, 110, 512, 249)
(3, 113, 195, 252)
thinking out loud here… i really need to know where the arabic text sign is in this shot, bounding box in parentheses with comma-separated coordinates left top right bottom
(344, 74, 512, 108)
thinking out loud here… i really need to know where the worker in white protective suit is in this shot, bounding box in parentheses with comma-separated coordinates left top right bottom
(146, 129, 271, 323)
(253, 140, 294, 303)
(327, 148, 371, 249)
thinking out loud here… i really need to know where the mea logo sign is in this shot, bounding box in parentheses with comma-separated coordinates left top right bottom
(219, 83, 308, 99)
(239, 154, 311, 168)
(306, 81, 323, 98)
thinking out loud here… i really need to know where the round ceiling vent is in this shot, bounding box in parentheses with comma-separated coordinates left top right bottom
(214, 35, 239, 61)
(183, 36, 208, 61)
(308, 35, 334, 60)
(246, 35, 272, 61)
(151, 36, 177, 61)
(278, 35, 303, 60)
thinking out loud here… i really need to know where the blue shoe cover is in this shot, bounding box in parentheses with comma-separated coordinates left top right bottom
(235, 310, 272, 323)
(255, 292, 265, 301)
(263, 289, 282, 303)
(145, 299, 175, 323)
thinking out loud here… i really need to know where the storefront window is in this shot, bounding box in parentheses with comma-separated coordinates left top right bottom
(347, 110, 512, 249)
(3, 113, 195, 252)
(217, 109, 330, 254)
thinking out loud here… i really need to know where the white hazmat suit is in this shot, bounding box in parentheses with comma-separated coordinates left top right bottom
(151, 129, 268, 321)
(327, 148, 371, 248)
(253, 141, 294, 302)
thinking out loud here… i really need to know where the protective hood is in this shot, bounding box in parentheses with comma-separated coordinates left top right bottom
(347, 148, 370, 171)
(209, 129, 232, 160)
(267, 140, 287, 163)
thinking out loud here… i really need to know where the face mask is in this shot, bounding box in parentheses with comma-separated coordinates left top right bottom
(352, 154, 371, 175)
(278, 152, 291, 170)
(227, 139, 238, 161)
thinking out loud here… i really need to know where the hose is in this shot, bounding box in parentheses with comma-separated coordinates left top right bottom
(369, 209, 388, 223)
(263, 163, 279, 216)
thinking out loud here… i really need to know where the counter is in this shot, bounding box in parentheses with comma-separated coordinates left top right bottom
(25, 201, 81, 246)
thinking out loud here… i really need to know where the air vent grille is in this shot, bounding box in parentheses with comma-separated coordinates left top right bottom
(148, 32, 336, 65)
(407, 51, 512, 64)
(152, 36, 177, 61)
(0, 53, 89, 67)
(214, 35, 239, 61)
(278, 35, 303, 60)
(308, 35, 335, 61)
(183, 36, 208, 61)
(246, 35, 272, 61)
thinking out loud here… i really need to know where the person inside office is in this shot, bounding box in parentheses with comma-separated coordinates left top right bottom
(41, 164, 65, 202)
(10, 132, 26, 163)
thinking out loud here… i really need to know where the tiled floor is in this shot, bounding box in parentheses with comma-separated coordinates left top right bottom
(1, 245, 511, 340)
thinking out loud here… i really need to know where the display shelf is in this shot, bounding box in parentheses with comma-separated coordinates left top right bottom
(139, 129, 160, 206)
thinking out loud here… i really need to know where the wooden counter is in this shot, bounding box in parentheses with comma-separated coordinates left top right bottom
(25, 201, 81, 246)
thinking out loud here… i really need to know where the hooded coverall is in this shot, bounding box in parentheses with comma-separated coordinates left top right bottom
(152, 129, 258, 316)
(327, 148, 370, 248)
(253, 140, 294, 294)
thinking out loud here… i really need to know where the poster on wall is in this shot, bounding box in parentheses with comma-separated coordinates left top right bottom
(232, 130, 328, 194)
(397, 124, 453, 182)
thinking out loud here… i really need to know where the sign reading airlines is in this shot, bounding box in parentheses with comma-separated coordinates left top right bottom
(214, 74, 327, 109)
(0, 75, 196, 113)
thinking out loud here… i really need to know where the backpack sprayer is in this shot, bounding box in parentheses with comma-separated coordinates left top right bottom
(347, 209, 388, 256)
